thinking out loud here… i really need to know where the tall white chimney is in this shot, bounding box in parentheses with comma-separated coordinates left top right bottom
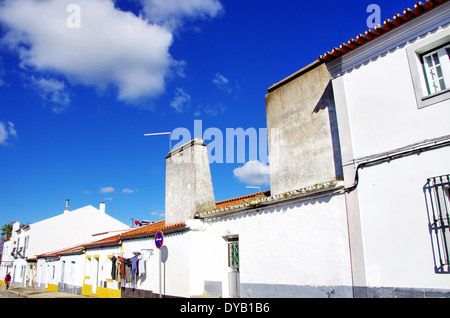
(99, 202, 106, 213)
(265, 61, 343, 195)
(165, 137, 216, 226)
(64, 199, 70, 214)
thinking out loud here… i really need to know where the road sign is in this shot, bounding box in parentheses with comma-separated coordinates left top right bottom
(155, 230, 164, 249)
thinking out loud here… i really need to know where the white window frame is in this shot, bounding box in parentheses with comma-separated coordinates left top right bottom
(422, 45, 450, 95)
(406, 27, 450, 109)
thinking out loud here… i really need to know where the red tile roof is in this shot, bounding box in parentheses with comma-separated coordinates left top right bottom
(37, 245, 86, 258)
(82, 234, 121, 248)
(215, 190, 271, 209)
(319, 0, 448, 62)
(36, 221, 187, 258)
(119, 220, 186, 239)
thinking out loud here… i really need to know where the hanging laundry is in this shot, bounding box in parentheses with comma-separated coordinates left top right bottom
(138, 255, 146, 276)
(130, 255, 138, 278)
(115, 257, 121, 281)
(124, 259, 132, 283)
(120, 256, 126, 279)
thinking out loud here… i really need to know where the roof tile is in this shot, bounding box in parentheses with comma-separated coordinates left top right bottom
(319, 0, 448, 62)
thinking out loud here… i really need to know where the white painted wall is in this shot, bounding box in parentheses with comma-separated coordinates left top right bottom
(191, 193, 352, 298)
(121, 231, 192, 297)
(26, 205, 129, 259)
(356, 149, 450, 289)
(84, 246, 120, 294)
(59, 254, 85, 290)
(340, 28, 450, 160)
(330, 11, 450, 291)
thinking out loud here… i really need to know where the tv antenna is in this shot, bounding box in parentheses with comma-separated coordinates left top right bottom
(246, 186, 261, 193)
(144, 132, 172, 152)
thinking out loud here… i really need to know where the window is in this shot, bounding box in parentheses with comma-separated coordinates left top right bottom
(106, 256, 113, 280)
(70, 261, 76, 280)
(23, 236, 29, 257)
(425, 175, 450, 273)
(421, 45, 450, 95)
(406, 28, 450, 109)
(228, 237, 239, 269)
(84, 257, 91, 278)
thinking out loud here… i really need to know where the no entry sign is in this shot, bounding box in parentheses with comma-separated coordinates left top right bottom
(155, 230, 164, 249)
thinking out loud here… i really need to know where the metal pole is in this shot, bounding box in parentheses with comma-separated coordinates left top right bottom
(159, 249, 162, 298)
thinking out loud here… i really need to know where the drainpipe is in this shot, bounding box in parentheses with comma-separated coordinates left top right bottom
(345, 135, 450, 193)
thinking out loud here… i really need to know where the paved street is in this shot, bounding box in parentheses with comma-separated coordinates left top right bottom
(0, 288, 23, 298)
(0, 287, 91, 298)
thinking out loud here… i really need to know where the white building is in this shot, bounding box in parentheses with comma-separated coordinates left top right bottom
(1, 200, 129, 290)
(321, 0, 450, 296)
(3, 0, 449, 299)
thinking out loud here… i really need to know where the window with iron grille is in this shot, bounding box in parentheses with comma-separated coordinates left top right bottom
(425, 174, 450, 272)
(228, 237, 239, 269)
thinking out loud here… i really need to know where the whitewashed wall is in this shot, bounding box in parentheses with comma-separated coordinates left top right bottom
(84, 246, 120, 295)
(190, 193, 352, 298)
(356, 148, 450, 289)
(121, 231, 192, 297)
(59, 253, 85, 294)
(26, 205, 129, 259)
(329, 7, 450, 294)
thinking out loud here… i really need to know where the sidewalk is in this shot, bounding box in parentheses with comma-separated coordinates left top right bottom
(5, 287, 92, 298)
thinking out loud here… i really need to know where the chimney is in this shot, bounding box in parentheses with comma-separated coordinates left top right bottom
(265, 61, 343, 195)
(64, 199, 70, 214)
(99, 202, 106, 213)
(165, 137, 216, 226)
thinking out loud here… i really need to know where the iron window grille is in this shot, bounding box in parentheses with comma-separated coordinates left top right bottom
(425, 174, 450, 272)
(228, 237, 239, 269)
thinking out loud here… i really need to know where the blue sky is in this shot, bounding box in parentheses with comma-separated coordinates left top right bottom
(0, 0, 415, 228)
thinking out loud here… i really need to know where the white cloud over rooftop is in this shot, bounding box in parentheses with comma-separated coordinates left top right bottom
(0, 0, 222, 107)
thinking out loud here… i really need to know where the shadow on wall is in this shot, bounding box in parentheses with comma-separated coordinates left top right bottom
(312, 80, 343, 181)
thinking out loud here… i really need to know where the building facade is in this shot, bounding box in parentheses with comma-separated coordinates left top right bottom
(1, 0, 449, 298)
(321, 0, 450, 296)
(0, 201, 129, 291)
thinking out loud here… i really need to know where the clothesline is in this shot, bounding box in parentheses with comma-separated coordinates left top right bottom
(111, 253, 147, 283)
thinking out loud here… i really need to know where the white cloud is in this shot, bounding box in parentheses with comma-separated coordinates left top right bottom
(0, 0, 174, 104)
(0, 59, 5, 87)
(139, 0, 224, 31)
(233, 160, 270, 187)
(0, 121, 17, 146)
(213, 72, 229, 86)
(170, 88, 191, 113)
(28, 76, 72, 113)
(212, 72, 239, 94)
(99, 186, 115, 194)
(151, 210, 165, 218)
(212, 72, 232, 93)
(122, 188, 136, 194)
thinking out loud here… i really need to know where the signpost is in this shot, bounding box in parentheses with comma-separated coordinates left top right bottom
(155, 230, 164, 249)
(155, 230, 164, 298)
